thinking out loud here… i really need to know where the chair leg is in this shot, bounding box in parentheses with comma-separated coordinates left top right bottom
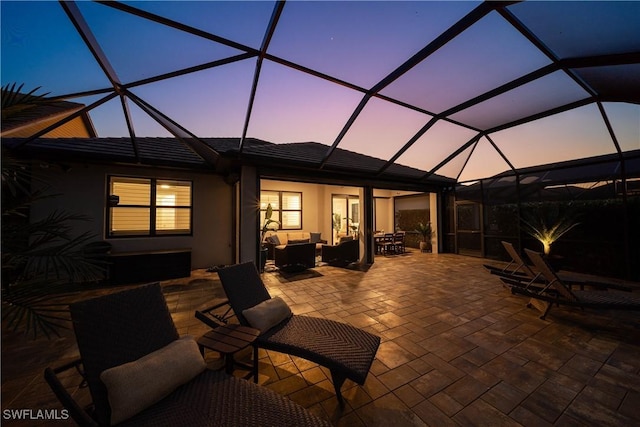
(252, 345, 259, 383)
(541, 303, 552, 320)
(330, 370, 347, 408)
(528, 298, 552, 320)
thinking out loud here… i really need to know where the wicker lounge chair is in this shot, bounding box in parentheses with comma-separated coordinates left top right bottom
(483, 241, 536, 278)
(217, 262, 380, 407)
(44, 283, 330, 426)
(485, 241, 632, 292)
(510, 249, 640, 320)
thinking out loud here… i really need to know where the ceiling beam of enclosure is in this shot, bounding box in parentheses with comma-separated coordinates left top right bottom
(60, 0, 142, 161)
(319, 1, 505, 169)
(239, 1, 285, 153)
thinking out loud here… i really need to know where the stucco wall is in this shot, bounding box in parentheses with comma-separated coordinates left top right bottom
(29, 162, 233, 270)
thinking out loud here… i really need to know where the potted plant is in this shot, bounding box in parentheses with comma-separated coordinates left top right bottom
(415, 222, 432, 252)
(332, 213, 342, 243)
(259, 203, 279, 271)
(347, 217, 359, 238)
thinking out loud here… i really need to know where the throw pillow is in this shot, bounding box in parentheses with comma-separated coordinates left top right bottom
(242, 296, 292, 333)
(288, 238, 310, 244)
(309, 232, 322, 243)
(100, 336, 206, 425)
(266, 235, 281, 245)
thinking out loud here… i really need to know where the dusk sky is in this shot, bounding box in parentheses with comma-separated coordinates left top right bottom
(1, 1, 638, 182)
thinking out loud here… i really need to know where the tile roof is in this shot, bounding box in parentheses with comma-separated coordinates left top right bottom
(4, 137, 454, 186)
(236, 141, 452, 183)
(2, 137, 210, 169)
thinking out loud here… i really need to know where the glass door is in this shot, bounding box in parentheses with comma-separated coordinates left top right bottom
(331, 195, 360, 245)
(456, 202, 482, 256)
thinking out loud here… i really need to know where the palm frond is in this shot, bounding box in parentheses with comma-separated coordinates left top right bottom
(1, 278, 83, 338)
(1, 83, 51, 120)
(1, 84, 107, 338)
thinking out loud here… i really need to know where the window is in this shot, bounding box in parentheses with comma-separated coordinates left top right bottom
(108, 176, 192, 237)
(260, 191, 302, 230)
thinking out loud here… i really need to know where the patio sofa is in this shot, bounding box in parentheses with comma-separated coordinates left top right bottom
(264, 231, 326, 259)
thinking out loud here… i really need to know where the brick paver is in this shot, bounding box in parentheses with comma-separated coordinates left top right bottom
(2, 251, 639, 426)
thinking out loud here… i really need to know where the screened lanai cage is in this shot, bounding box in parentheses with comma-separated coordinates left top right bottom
(2, 1, 639, 279)
(451, 152, 640, 280)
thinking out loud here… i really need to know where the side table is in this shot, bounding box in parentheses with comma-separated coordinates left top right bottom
(197, 324, 260, 379)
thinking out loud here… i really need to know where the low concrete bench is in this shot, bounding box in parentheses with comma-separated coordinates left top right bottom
(108, 248, 191, 285)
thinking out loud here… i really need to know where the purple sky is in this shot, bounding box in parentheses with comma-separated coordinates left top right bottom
(2, 1, 638, 182)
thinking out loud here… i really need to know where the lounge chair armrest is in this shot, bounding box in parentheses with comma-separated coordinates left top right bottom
(44, 360, 98, 427)
(562, 278, 634, 292)
(195, 298, 232, 328)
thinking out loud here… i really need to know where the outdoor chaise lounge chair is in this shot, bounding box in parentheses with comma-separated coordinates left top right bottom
(509, 249, 640, 320)
(44, 283, 330, 427)
(217, 262, 381, 407)
(485, 241, 632, 292)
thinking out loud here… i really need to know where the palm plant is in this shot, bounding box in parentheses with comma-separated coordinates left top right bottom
(415, 222, 432, 242)
(332, 213, 342, 234)
(2, 85, 107, 338)
(260, 203, 280, 244)
(521, 205, 580, 255)
(2, 149, 108, 338)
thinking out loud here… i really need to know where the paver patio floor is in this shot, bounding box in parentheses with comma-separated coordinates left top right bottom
(2, 251, 639, 426)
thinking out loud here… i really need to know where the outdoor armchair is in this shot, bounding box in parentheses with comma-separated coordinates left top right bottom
(274, 242, 316, 272)
(44, 283, 330, 426)
(321, 238, 359, 266)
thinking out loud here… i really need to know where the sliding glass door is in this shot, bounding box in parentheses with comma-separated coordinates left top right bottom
(331, 195, 360, 245)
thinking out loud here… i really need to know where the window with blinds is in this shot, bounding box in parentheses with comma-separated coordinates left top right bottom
(260, 190, 302, 230)
(108, 176, 192, 237)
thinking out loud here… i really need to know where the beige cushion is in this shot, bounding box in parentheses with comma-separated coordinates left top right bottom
(100, 336, 206, 425)
(270, 231, 313, 245)
(287, 232, 309, 241)
(288, 238, 310, 244)
(242, 297, 292, 333)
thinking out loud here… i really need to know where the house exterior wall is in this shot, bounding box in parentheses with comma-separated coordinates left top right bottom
(373, 189, 395, 233)
(240, 166, 259, 265)
(29, 162, 233, 270)
(430, 192, 439, 253)
(2, 115, 93, 138)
